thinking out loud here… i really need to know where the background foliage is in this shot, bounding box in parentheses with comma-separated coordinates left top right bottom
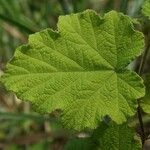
(1, 0, 150, 149)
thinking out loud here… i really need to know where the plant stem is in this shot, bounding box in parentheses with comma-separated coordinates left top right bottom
(137, 37, 150, 145)
(137, 102, 145, 145)
(138, 44, 150, 76)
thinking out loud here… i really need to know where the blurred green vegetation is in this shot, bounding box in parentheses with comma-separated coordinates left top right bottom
(0, 0, 150, 149)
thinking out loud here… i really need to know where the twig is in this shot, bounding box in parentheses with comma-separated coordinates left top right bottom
(137, 101, 145, 145)
(1, 22, 27, 43)
(137, 36, 150, 145)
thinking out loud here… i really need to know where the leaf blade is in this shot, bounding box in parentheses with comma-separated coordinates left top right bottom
(92, 122, 141, 150)
(2, 10, 145, 130)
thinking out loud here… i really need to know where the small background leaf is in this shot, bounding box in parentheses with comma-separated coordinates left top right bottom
(92, 122, 141, 150)
(142, 0, 150, 19)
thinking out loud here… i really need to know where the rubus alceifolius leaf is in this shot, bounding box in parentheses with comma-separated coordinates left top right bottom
(142, 0, 150, 19)
(92, 122, 141, 150)
(1, 10, 145, 130)
(65, 122, 141, 150)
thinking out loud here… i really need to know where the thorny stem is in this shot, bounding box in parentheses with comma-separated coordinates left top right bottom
(137, 37, 150, 146)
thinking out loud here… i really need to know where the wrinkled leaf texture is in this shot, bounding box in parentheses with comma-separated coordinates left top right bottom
(2, 10, 145, 130)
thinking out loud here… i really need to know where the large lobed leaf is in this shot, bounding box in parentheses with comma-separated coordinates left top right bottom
(2, 10, 145, 130)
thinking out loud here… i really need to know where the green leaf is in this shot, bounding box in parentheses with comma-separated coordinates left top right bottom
(65, 122, 141, 150)
(142, 0, 150, 19)
(141, 75, 150, 114)
(2, 10, 145, 130)
(64, 138, 94, 150)
(92, 122, 141, 150)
